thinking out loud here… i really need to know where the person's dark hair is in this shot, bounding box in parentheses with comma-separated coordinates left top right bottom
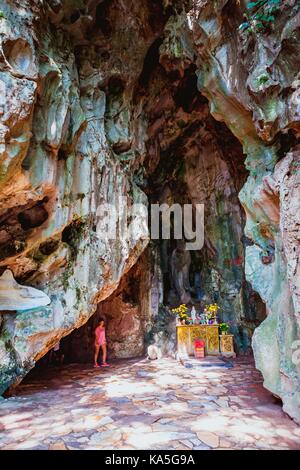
(98, 317, 105, 324)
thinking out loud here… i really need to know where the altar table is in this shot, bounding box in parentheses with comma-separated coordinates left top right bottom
(176, 324, 220, 356)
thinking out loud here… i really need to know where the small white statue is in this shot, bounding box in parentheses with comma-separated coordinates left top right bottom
(147, 345, 163, 360)
(191, 306, 196, 325)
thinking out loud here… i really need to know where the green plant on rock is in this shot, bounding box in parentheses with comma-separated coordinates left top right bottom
(239, 0, 283, 34)
(220, 322, 230, 334)
(75, 286, 81, 304)
(257, 74, 269, 86)
(62, 216, 86, 258)
(291, 160, 300, 175)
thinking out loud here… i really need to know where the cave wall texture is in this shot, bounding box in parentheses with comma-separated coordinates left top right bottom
(0, 0, 299, 423)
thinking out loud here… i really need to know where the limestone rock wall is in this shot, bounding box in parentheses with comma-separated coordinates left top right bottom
(184, 0, 300, 422)
(0, 0, 165, 392)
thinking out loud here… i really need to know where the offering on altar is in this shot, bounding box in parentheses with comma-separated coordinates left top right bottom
(176, 324, 220, 356)
(204, 303, 220, 324)
(171, 304, 192, 325)
(190, 306, 197, 325)
(220, 322, 230, 335)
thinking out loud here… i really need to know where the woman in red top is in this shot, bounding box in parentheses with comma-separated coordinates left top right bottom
(94, 318, 109, 368)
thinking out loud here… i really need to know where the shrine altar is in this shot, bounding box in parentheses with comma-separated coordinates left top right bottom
(176, 324, 220, 356)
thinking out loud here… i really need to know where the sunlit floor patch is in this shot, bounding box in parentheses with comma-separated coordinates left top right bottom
(0, 357, 299, 450)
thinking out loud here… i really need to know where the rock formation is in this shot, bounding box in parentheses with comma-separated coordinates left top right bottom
(186, 0, 300, 422)
(0, 0, 153, 392)
(0, 269, 50, 310)
(0, 0, 299, 423)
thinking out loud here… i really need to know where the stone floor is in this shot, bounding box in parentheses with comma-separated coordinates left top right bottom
(0, 356, 300, 450)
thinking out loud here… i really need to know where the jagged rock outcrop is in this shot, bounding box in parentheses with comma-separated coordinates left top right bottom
(184, 0, 300, 422)
(0, 0, 299, 424)
(0, 269, 50, 310)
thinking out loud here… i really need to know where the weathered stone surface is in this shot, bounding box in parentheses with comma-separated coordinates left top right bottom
(0, 357, 300, 450)
(184, 0, 300, 423)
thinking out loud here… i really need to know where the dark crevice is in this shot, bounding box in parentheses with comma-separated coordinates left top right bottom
(147, 0, 166, 33)
(61, 218, 86, 259)
(212, 119, 248, 192)
(0, 198, 50, 260)
(138, 37, 164, 89)
(95, 0, 113, 37)
(39, 238, 60, 256)
(277, 129, 300, 161)
(107, 75, 126, 96)
(70, 11, 81, 24)
(58, 147, 68, 161)
(112, 141, 132, 154)
(18, 205, 48, 230)
(173, 65, 207, 112)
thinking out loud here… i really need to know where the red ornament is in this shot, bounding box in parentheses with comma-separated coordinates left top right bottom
(194, 340, 205, 359)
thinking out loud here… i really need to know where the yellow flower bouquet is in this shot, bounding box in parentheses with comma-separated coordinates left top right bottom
(204, 303, 220, 324)
(171, 304, 191, 324)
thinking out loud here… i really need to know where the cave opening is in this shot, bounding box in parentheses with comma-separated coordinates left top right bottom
(141, 59, 267, 356)
(32, 255, 148, 373)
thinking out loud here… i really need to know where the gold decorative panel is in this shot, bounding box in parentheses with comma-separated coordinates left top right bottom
(190, 326, 206, 344)
(206, 325, 220, 355)
(177, 325, 220, 357)
(220, 334, 235, 357)
(177, 326, 190, 357)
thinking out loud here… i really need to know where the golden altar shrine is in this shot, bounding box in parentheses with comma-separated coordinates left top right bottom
(219, 334, 236, 358)
(176, 324, 220, 357)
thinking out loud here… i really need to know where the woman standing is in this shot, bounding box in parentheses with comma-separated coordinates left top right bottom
(94, 318, 109, 368)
